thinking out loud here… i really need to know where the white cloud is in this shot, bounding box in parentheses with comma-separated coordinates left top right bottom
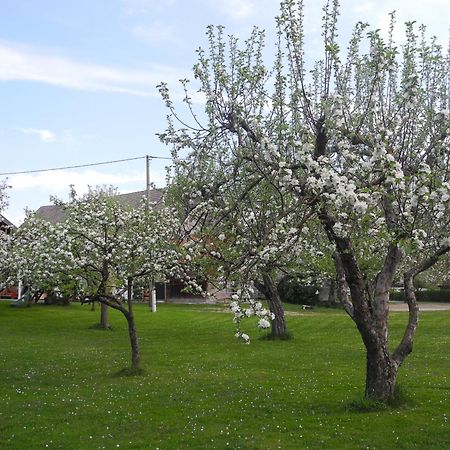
(215, 0, 256, 20)
(351, 0, 375, 14)
(10, 169, 146, 193)
(17, 128, 56, 143)
(122, 0, 175, 15)
(344, 0, 450, 45)
(61, 129, 75, 144)
(5, 168, 168, 224)
(131, 23, 177, 44)
(0, 40, 186, 97)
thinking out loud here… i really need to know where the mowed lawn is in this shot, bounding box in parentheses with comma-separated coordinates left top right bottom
(0, 301, 448, 449)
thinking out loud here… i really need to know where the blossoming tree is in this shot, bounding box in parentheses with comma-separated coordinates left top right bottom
(166, 164, 319, 338)
(8, 188, 197, 371)
(159, 0, 450, 401)
(6, 214, 75, 302)
(0, 180, 7, 213)
(0, 180, 10, 284)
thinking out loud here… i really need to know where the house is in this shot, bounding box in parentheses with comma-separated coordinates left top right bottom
(33, 189, 230, 303)
(35, 189, 165, 222)
(0, 214, 17, 235)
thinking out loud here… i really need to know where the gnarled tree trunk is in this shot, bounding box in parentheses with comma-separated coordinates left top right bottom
(326, 278, 337, 306)
(321, 211, 407, 401)
(100, 302, 110, 329)
(255, 272, 287, 338)
(97, 262, 111, 329)
(333, 252, 353, 317)
(127, 313, 140, 370)
(365, 342, 397, 400)
(342, 242, 403, 401)
(127, 278, 140, 370)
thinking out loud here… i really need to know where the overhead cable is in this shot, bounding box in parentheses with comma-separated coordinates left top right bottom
(0, 155, 173, 176)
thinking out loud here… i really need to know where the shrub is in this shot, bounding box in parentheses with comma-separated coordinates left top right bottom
(390, 289, 450, 303)
(278, 277, 320, 305)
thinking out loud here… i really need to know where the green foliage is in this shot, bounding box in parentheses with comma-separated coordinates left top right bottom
(278, 277, 320, 305)
(390, 288, 450, 303)
(42, 293, 70, 306)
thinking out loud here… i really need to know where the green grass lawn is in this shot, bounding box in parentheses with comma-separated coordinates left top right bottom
(0, 301, 448, 449)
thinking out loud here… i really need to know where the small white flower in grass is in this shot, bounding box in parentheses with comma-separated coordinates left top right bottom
(218, 233, 226, 241)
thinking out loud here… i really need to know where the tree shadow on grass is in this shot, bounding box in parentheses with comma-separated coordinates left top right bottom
(346, 385, 415, 412)
(259, 331, 294, 341)
(113, 367, 146, 377)
(88, 323, 113, 331)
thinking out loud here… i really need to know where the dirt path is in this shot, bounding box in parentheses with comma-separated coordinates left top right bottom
(389, 302, 450, 312)
(183, 302, 450, 314)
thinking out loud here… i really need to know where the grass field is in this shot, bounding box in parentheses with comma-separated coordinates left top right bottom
(0, 301, 448, 449)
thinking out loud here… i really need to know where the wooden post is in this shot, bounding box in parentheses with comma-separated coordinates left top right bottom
(151, 288, 157, 313)
(17, 275, 23, 300)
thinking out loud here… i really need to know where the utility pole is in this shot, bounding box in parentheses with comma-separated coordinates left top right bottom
(145, 155, 156, 312)
(146, 155, 151, 211)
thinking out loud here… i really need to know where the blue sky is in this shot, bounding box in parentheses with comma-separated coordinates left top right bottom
(1, 0, 450, 224)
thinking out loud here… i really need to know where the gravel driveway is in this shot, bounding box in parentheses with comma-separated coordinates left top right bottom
(389, 302, 450, 311)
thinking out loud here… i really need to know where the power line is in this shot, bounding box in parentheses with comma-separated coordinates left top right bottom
(0, 154, 174, 176)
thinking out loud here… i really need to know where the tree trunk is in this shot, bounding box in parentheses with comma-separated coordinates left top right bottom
(98, 261, 111, 329)
(127, 315, 140, 370)
(333, 252, 354, 317)
(100, 302, 109, 329)
(365, 344, 398, 400)
(262, 273, 287, 338)
(326, 278, 337, 306)
(320, 211, 403, 401)
(127, 278, 141, 370)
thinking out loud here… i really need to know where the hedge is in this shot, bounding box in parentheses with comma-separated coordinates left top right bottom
(390, 288, 450, 303)
(277, 278, 320, 305)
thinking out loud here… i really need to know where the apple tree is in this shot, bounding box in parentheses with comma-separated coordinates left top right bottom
(159, 0, 450, 401)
